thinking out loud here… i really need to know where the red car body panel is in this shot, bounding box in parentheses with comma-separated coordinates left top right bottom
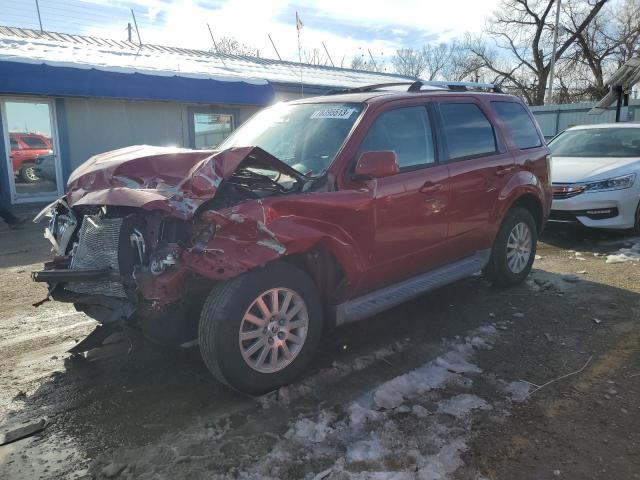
(66, 145, 262, 218)
(39, 90, 551, 318)
(10, 133, 53, 172)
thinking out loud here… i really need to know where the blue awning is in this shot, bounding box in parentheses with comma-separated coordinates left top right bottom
(0, 60, 274, 105)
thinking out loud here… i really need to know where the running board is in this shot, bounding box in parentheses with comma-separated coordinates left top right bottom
(333, 249, 491, 326)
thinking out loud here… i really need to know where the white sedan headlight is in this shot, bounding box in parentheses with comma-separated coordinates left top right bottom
(584, 173, 636, 192)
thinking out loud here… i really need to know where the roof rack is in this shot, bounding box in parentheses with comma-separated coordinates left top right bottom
(326, 80, 502, 95)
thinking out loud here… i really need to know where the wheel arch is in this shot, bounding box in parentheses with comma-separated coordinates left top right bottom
(280, 243, 348, 305)
(510, 193, 544, 233)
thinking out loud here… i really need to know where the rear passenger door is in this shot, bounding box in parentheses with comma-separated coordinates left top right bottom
(435, 99, 515, 260)
(357, 104, 451, 293)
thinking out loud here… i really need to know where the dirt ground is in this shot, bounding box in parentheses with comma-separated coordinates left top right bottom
(0, 218, 639, 480)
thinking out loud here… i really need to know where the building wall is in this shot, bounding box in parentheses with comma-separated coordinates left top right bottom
(62, 98, 259, 172)
(530, 100, 640, 139)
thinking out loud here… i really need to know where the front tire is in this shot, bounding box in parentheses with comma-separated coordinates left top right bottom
(198, 262, 322, 395)
(484, 207, 537, 287)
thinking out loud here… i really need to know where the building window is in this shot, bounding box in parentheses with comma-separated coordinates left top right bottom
(193, 113, 234, 149)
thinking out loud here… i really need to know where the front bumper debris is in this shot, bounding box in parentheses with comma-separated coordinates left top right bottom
(32, 268, 113, 283)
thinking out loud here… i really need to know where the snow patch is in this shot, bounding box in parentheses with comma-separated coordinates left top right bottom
(504, 381, 532, 402)
(349, 403, 382, 428)
(411, 405, 431, 418)
(605, 240, 640, 264)
(373, 364, 454, 410)
(285, 412, 335, 444)
(437, 394, 492, 418)
(346, 436, 389, 464)
(417, 438, 468, 480)
(435, 348, 482, 374)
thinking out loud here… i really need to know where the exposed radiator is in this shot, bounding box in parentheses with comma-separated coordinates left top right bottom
(68, 216, 126, 298)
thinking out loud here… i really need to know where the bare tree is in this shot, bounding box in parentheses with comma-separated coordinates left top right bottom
(304, 48, 330, 66)
(214, 37, 258, 56)
(470, 0, 609, 105)
(391, 40, 486, 81)
(391, 48, 427, 77)
(421, 43, 450, 80)
(444, 38, 486, 81)
(564, 0, 640, 99)
(351, 54, 386, 72)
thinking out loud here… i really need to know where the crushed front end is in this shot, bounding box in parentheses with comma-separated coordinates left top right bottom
(32, 145, 311, 352)
(32, 200, 211, 350)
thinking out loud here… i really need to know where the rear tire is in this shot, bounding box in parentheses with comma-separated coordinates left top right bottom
(484, 207, 537, 287)
(631, 201, 640, 236)
(20, 164, 39, 183)
(198, 262, 322, 395)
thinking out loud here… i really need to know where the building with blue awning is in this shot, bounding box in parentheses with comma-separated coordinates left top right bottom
(0, 26, 415, 205)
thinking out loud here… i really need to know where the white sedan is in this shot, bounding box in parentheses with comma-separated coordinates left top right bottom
(548, 123, 640, 233)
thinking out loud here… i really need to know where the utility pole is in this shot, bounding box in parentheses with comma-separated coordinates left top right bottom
(546, 0, 561, 104)
(127, 22, 133, 42)
(35, 0, 43, 32)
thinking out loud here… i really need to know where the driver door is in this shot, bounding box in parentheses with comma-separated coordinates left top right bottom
(356, 104, 451, 293)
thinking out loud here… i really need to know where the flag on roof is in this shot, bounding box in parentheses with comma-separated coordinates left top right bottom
(296, 12, 304, 31)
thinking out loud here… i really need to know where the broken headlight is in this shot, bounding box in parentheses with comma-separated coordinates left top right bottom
(34, 199, 78, 256)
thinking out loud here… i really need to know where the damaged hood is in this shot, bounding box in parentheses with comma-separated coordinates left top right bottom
(66, 145, 301, 218)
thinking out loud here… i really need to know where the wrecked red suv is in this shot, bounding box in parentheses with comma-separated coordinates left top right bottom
(33, 82, 551, 394)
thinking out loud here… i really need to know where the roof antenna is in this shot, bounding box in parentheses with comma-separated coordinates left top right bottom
(367, 49, 378, 71)
(296, 11, 304, 97)
(34, 0, 43, 32)
(322, 42, 335, 67)
(130, 9, 142, 45)
(207, 23, 228, 68)
(268, 34, 282, 60)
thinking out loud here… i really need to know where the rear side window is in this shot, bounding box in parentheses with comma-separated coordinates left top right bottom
(21, 136, 49, 149)
(360, 106, 435, 169)
(491, 101, 542, 149)
(10, 138, 19, 150)
(440, 103, 496, 160)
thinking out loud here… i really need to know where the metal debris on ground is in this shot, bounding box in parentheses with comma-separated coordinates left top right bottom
(0, 418, 49, 446)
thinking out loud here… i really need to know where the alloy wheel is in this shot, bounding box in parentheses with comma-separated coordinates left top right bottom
(506, 221, 532, 274)
(239, 287, 309, 373)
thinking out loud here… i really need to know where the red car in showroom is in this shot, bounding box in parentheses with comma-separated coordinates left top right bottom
(33, 81, 551, 394)
(10, 132, 53, 183)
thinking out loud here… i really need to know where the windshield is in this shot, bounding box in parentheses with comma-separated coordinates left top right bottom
(220, 102, 364, 176)
(549, 127, 640, 158)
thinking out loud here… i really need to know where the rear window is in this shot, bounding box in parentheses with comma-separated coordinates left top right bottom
(491, 101, 541, 149)
(21, 136, 49, 149)
(440, 103, 497, 160)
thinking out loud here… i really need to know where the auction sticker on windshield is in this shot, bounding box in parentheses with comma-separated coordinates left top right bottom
(310, 107, 356, 119)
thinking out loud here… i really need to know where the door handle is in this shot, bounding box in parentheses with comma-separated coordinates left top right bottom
(419, 181, 442, 194)
(495, 165, 515, 177)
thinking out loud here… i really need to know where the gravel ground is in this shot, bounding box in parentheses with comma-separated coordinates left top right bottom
(0, 220, 639, 479)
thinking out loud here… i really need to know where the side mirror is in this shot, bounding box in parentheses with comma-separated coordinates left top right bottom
(354, 151, 399, 179)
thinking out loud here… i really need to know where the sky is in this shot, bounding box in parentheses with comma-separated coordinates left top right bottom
(0, 0, 503, 68)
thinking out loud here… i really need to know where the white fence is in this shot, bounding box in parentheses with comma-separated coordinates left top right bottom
(530, 100, 640, 139)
